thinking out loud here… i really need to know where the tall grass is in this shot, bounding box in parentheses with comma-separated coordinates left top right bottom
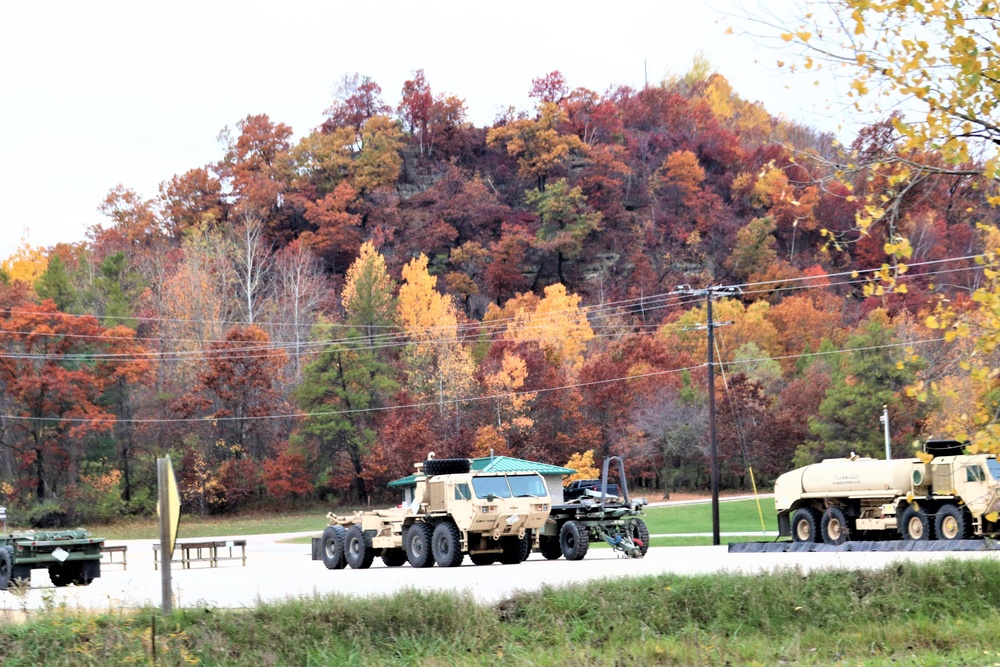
(3, 559, 1000, 665)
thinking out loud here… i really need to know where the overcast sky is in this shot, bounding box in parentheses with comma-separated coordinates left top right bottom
(0, 0, 849, 261)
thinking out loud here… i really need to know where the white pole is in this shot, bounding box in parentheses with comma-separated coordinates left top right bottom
(881, 405, 891, 460)
(158, 458, 172, 614)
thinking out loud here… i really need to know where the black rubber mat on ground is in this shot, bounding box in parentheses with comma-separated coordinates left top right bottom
(728, 539, 1000, 553)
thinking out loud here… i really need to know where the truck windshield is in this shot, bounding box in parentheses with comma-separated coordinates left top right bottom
(507, 474, 547, 498)
(471, 476, 511, 499)
(987, 459, 1000, 481)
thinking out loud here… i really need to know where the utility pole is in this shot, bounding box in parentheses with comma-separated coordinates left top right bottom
(880, 405, 891, 460)
(675, 285, 738, 546)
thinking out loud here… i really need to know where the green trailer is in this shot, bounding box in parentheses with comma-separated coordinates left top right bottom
(0, 507, 105, 590)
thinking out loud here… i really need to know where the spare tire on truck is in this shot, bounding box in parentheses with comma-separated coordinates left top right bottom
(423, 458, 471, 476)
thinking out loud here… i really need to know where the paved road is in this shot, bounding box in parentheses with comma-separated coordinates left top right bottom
(4, 531, 999, 613)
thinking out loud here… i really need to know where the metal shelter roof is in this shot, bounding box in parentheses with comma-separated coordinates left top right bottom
(387, 456, 575, 488)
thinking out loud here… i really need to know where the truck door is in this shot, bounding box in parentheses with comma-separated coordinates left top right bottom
(956, 461, 992, 515)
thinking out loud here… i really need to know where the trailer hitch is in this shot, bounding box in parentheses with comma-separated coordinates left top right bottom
(594, 524, 644, 558)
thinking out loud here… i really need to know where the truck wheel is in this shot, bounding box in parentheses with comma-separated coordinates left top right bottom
(469, 552, 497, 565)
(499, 537, 523, 564)
(935, 504, 970, 540)
(626, 519, 650, 556)
(900, 506, 934, 541)
(790, 508, 822, 543)
(539, 536, 562, 560)
(432, 521, 465, 567)
(559, 520, 590, 561)
(49, 563, 79, 587)
(321, 525, 347, 570)
(405, 522, 436, 568)
(344, 525, 376, 569)
(0, 546, 12, 590)
(821, 507, 850, 545)
(517, 530, 532, 562)
(380, 548, 408, 567)
(423, 458, 471, 476)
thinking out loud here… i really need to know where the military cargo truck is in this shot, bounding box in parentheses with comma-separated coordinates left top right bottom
(1, 508, 105, 590)
(312, 456, 551, 569)
(774, 440, 1000, 544)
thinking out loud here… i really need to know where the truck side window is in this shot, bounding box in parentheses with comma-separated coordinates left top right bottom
(988, 460, 1000, 481)
(967, 466, 986, 482)
(454, 483, 471, 500)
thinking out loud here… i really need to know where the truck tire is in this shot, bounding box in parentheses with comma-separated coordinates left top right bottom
(405, 522, 435, 568)
(423, 458, 471, 476)
(380, 548, 408, 567)
(559, 520, 589, 561)
(627, 518, 650, 556)
(49, 563, 81, 587)
(539, 536, 562, 560)
(499, 537, 523, 564)
(344, 525, 376, 569)
(821, 507, 850, 545)
(469, 552, 497, 565)
(432, 521, 465, 567)
(900, 506, 933, 541)
(469, 553, 497, 565)
(935, 504, 970, 540)
(518, 530, 532, 562)
(321, 525, 347, 570)
(0, 546, 12, 590)
(790, 508, 822, 543)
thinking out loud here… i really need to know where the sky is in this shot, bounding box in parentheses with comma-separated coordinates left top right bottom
(0, 0, 849, 261)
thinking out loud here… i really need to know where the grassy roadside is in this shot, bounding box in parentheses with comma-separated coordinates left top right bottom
(3, 559, 1000, 665)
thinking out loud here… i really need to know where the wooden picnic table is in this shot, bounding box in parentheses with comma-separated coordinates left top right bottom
(153, 539, 247, 569)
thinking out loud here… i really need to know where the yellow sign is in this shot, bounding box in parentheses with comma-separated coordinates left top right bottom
(156, 456, 182, 557)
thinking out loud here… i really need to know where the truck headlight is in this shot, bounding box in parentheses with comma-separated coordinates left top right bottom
(534, 504, 548, 511)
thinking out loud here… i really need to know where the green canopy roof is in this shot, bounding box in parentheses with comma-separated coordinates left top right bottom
(387, 456, 575, 488)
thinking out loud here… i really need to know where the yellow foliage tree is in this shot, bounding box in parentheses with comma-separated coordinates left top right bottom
(491, 284, 594, 377)
(486, 102, 588, 191)
(341, 241, 395, 344)
(484, 350, 536, 448)
(563, 450, 600, 486)
(2, 236, 48, 285)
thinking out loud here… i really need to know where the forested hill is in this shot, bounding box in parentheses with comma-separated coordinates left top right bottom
(0, 65, 995, 522)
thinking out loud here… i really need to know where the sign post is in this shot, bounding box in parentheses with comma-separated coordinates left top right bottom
(157, 456, 180, 614)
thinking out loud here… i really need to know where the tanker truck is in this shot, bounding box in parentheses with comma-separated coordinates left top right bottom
(774, 440, 1000, 545)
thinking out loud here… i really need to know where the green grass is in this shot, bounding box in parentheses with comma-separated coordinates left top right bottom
(92, 508, 337, 541)
(642, 497, 777, 535)
(3, 559, 1000, 665)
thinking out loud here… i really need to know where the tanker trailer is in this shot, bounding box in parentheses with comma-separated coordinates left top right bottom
(775, 442, 1000, 545)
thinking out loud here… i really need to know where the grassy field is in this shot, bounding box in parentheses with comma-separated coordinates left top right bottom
(3, 559, 1000, 665)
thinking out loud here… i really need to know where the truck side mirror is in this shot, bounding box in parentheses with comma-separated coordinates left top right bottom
(486, 494, 495, 502)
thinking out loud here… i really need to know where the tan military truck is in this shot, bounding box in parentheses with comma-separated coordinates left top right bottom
(313, 456, 552, 569)
(775, 440, 1000, 544)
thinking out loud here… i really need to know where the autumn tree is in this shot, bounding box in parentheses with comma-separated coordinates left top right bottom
(397, 254, 476, 434)
(0, 301, 133, 500)
(398, 69, 434, 155)
(188, 325, 289, 461)
(487, 102, 588, 191)
(525, 178, 602, 285)
(324, 73, 392, 135)
(341, 241, 396, 345)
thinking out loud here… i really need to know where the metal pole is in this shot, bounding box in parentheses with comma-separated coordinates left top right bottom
(707, 291, 720, 546)
(882, 405, 891, 460)
(157, 458, 172, 614)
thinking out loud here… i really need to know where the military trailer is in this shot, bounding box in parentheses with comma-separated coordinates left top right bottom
(312, 455, 552, 569)
(774, 440, 1000, 544)
(536, 456, 649, 560)
(0, 507, 105, 590)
